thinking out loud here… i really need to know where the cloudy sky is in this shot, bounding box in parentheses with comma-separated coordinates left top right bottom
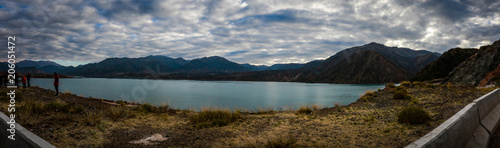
(1, 0, 499, 66)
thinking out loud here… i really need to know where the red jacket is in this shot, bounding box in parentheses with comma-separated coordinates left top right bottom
(22, 76, 26, 84)
(54, 74, 59, 86)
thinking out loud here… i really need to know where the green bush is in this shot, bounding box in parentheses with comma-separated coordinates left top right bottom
(392, 86, 408, 94)
(496, 80, 500, 87)
(189, 108, 241, 128)
(386, 83, 396, 88)
(400, 81, 411, 87)
(412, 81, 422, 87)
(297, 106, 313, 114)
(393, 91, 409, 99)
(398, 106, 431, 124)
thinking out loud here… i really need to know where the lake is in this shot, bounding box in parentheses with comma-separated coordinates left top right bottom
(30, 78, 385, 110)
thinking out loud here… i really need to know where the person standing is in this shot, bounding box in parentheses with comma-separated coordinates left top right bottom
(27, 73, 31, 87)
(54, 72, 59, 96)
(22, 75, 27, 88)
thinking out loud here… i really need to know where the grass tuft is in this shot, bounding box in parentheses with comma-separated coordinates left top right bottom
(189, 108, 241, 128)
(297, 106, 313, 114)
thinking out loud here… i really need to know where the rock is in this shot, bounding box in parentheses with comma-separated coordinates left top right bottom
(129, 134, 168, 145)
(478, 64, 500, 87)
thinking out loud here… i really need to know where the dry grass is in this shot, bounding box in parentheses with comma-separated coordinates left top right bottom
(189, 108, 242, 128)
(0, 85, 497, 147)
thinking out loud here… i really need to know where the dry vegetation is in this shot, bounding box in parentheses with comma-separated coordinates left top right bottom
(0, 84, 497, 147)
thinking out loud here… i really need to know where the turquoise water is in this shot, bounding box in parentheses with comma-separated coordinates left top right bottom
(30, 78, 384, 110)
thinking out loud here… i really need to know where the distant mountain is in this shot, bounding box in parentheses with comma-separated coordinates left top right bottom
(18, 67, 47, 75)
(300, 50, 412, 83)
(17, 60, 62, 68)
(265, 63, 305, 71)
(412, 48, 478, 81)
(224, 42, 432, 84)
(241, 64, 269, 71)
(68, 55, 188, 77)
(446, 39, 500, 86)
(301, 60, 324, 69)
(40, 65, 67, 74)
(176, 56, 248, 74)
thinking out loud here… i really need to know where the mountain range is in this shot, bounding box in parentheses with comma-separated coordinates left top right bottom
(2, 42, 442, 84)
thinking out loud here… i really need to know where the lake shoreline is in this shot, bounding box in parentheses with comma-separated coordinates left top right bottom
(29, 78, 385, 110)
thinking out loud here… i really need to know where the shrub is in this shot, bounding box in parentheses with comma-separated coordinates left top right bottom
(70, 104, 85, 114)
(412, 81, 422, 87)
(392, 86, 408, 94)
(398, 106, 431, 124)
(256, 107, 274, 114)
(393, 91, 409, 99)
(386, 83, 396, 88)
(107, 106, 129, 121)
(189, 108, 241, 128)
(496, 79, 500, 87)
(311, 104, 322, 111)
(116, 100, 127, 106)
(157, 104, 170, 113)
(136, 103, 157, 113)
(400, 81, 411, 87)
(297, 106, 313, 114)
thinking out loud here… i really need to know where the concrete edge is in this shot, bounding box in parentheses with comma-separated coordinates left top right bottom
(0, 111, 56, 148)
(405, 103, 478, 148)
(407, 88, 500, 148)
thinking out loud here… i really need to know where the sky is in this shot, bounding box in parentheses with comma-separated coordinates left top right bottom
(0, 0, 500, 66)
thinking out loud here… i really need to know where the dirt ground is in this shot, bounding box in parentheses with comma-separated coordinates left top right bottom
(0, 84, 496, 147)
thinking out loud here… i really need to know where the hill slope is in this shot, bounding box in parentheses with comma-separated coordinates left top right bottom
(412, 48, 478, 81)
(446, 39, 500, 86)
(175, 56, 248, 74)
(302, 50, 412, 83)
(337, 42, 440, 73)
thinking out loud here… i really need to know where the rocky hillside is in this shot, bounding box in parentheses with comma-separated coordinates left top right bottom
(479, 64, 500, 87)
(446, 39, 500, 86)
(301, 50, 412, 83)
(412, 48, 478, 81)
